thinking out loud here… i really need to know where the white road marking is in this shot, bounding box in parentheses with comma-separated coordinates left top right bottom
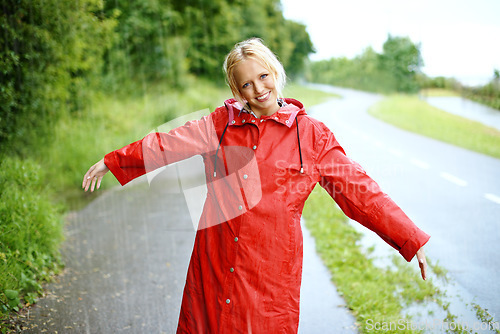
(440, 172, 468, 187)
(388, 148, 403, 157)
(485, 193, 500, 205)
(410, 158, 430, 170)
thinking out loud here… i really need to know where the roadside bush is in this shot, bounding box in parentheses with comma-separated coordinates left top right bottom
(463, 79, 500, 111)
(0, 157, 63, 313)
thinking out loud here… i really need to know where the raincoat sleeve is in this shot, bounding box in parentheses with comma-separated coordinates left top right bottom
(314, 124, 430, 262)
(104, 114, 216, 186)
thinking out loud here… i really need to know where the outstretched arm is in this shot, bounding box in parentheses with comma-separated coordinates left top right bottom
(101, 113, 218, 186)
(314, 122, 430, 268)
(82, 158, 110, 192)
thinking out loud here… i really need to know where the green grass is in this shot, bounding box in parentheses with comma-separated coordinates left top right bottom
(303, 186, 438, 333)
(419, 88, 460, 97)
(0, 158, 64, 317)
(369, 95, 500, 159)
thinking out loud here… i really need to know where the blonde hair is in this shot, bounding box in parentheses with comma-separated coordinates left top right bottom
(223, 38, 287, 104)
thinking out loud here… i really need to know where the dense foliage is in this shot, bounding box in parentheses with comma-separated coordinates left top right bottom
(462, 71, 500, 110)
(99, 0, 314, 87)
(0, 0, 116, 157)
(307, 35, 423, 93)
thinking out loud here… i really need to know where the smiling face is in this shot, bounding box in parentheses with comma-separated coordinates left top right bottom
(233, 58, 280, 117)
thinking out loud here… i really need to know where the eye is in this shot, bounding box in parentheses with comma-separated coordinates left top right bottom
(260, 74, 268, 80)
(242, 82, 250, 89)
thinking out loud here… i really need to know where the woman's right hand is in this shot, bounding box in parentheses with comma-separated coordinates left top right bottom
(82, 158, 110, 192)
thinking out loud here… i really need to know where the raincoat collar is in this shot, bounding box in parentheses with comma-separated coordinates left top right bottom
(224, 98, 304, 128)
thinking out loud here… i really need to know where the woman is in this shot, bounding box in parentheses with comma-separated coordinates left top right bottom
(83, 38, 430, 333)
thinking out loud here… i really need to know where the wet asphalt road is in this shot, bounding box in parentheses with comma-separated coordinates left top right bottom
(308, 84, 500, 320)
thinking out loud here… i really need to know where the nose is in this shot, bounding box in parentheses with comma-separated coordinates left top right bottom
(254, 81, 264, 94)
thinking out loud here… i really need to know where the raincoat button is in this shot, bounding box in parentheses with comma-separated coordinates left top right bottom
(274, 116, 278, 120)
(252, 145, 257, 150)
(251, 119, 255, 123)
(230, 267, 234, 273)
(260, 119, 264, 123)
(243, 174, 248, 179)
(231, 120, 236, 124)
(285, 120, 289, 124)
(234, 237, 238, 242)
(226, 299, 231, 304)
(238, 205, 243, 210)
(242, 119, 246, 123)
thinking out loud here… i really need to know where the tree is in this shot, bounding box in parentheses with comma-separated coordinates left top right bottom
(379, 35, 423, 93)
(285, 21, 315, 78)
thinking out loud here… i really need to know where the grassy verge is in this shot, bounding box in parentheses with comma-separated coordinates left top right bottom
(419, 88, 460, 97)
(368, 95, 500, 159)
(0, 158, 64, 328)
(303, 186, 438, 333)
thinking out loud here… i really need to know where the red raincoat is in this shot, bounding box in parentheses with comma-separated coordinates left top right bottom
(104, 98, 430, 333)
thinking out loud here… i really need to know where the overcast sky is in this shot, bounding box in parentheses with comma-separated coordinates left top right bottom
(281, 0, 500, 85)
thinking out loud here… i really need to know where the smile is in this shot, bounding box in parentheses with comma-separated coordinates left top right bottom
(256, 91, 271, 102)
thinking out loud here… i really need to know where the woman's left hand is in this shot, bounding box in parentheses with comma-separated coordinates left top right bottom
(416, 247, 427, 280)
